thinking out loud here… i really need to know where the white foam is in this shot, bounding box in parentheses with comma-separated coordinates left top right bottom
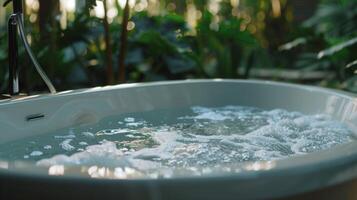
(32, 106, 353, 175)
(82, 132, 95, 137)
(132, 128, 183, 160)
(54, 135, 76, 139)
(126, 122, 144, 127)
(182, 106, 232, 121)
(79, 142, 88, 146)
(96, 129, 132, 136)
(30, 151, 43, 156)
(38, 141, 130, 167)
(124, 117, 135, 123)
(60, 139, 75, 151)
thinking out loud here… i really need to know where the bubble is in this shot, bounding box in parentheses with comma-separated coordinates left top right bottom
(30, 151, 43, 157)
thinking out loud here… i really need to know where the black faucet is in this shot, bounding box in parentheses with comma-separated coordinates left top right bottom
(4, 0, 22, 95)
(3, 0, 56, 97)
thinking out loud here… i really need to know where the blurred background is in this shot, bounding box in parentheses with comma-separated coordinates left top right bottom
(0, 0, 356, 94)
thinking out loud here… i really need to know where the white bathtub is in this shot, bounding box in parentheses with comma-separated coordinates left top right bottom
(0, 80, 356, 200)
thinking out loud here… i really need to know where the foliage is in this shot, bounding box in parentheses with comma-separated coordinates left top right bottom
(281, 0, 357, 92)
(0, 0, 355, 94)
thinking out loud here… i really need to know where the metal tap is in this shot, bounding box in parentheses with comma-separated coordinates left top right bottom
(3, 0, 56, 97)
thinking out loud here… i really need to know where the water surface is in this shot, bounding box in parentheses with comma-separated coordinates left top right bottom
(0, 106, 354, 178)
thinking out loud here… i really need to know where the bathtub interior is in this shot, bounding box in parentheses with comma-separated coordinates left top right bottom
(0, 80, 355, 145)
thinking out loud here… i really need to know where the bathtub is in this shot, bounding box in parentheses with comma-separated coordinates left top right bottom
(0, 79, 356, 200)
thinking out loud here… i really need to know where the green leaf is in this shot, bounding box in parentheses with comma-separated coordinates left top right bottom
(218, 19, 256, 46)
(346, 59, 357, 69)
(164, 55, 195, 74)
(318, 37, 357, 59)
(136, 31, 178, 55)
(279, 38, 307, 51)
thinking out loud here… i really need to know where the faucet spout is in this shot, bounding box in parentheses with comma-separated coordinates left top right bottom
(16, 14, 57, 94)
(5, 0, 57, 96)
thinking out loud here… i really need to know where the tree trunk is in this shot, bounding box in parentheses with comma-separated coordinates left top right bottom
(103, 0, 114, 84)
(174, 0, 187, 14)
(38, 0, 59, 78)
(290, 0, 319, 22)
(118, 0, 130, 83)
(38, 0, 59, 45)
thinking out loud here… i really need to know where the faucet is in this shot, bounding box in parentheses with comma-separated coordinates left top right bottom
(3, 0, 56, 97)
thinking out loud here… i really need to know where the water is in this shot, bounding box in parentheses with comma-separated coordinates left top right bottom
(0, 106, 354, 178)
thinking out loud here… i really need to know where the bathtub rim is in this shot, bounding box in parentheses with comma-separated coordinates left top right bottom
(0, 79, 356, 106)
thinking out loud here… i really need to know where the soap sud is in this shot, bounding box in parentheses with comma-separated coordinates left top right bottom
(54, 135, 76, 139)
(43, 145, 52, 150)
(38, 141, 129, 167)
(60, 139, 75, 151)
(96, 129, 132, 136)
(30, 151, 43, 156)
(55, 129, 76, 139)
(181, 106, 232, 121)
(32, 106, 353, 176)
(126, 122, 144, 127)
(79, 142, 88, 146)
(124, 118, 135, 123)
(38, 141, 160, 171)
(82, 132, 95, 137)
